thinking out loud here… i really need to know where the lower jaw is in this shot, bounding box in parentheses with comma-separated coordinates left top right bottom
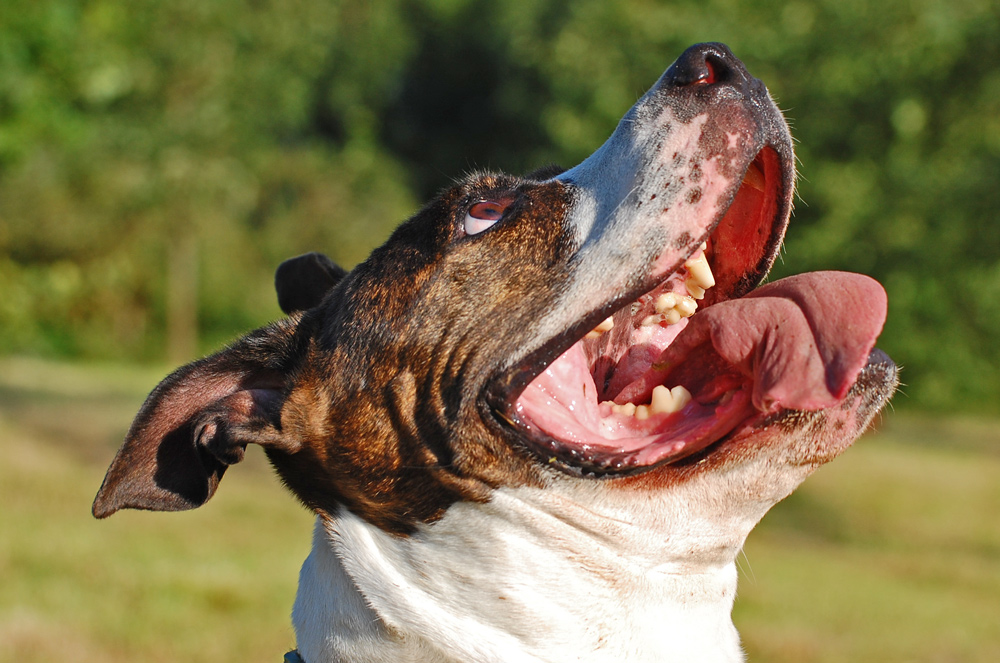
(511, 381, 758, 475)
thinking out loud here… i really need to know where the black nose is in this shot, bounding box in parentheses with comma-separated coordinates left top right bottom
(665, 42, 747, 87)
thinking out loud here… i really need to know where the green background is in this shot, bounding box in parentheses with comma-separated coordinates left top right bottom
(3, 0, 999, 411)
(2, 1, 999, 661)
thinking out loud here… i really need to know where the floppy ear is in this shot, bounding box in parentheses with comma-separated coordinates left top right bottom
(92, 319, 302, 518)
(274, 252, 346, 314)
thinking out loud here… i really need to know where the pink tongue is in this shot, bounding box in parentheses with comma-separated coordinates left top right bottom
(645, 271, 887, 411)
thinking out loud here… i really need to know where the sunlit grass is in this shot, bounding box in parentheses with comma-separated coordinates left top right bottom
(735, 420, 1000, 662)
(1, 357, 998, 662)
(0, 357, 313, 663)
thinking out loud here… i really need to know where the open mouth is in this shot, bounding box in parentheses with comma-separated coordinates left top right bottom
(497, 148, 887, 476)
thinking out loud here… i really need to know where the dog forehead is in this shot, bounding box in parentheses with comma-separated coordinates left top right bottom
(330, 172, 574, 332)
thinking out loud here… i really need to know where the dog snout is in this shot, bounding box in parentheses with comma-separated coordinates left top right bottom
(664, 42, 750, 89)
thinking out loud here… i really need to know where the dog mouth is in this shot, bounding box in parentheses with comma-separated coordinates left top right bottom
(496, 148, 887, 476)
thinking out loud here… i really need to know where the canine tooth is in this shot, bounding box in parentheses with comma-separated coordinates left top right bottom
(635, 405, 650, 420)
(684, 252, 716, 291)
(675, 296, 698, 318)
(585, 316, 615, 339)
(654, 293, 679, 314)
(685, 277, 706, 300)
(670, 385, 692, 410)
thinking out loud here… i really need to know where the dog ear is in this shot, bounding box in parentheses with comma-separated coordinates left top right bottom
(92, 319, 301, 518)
(275, 252, 347, 314)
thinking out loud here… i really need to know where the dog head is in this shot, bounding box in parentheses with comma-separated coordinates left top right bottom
(94, 44, 896, 559)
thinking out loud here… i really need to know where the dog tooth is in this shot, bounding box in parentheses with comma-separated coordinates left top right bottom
(585, 316, 615, 339)
(685, 277, 706, 300)
(664, 309, 682, 325)
(654, 293, 679, 314)
(675, 296, 698, 318)
(684, 252, 716, 291)
(650, 384, 692, 414)
(670, 385, 692, 410)
(635, 405, 650, 420)
(650, 385, 674, 414)
(641, 314, 663, 327)
(610, 402, 638, 416)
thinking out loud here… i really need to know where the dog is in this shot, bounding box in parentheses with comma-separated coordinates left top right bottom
(94, 43, 897, 662)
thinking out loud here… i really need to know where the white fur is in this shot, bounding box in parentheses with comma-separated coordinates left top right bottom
(293, 450, 816, 662)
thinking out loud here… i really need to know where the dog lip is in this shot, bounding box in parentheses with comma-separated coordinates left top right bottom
(505, 387, 758, 477)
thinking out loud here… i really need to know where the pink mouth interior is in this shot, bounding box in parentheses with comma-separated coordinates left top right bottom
(515, 271, 887, 468)
(513, 153, 889, 471)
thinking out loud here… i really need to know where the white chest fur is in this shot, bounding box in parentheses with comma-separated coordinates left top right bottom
(291, 463, 809, 663)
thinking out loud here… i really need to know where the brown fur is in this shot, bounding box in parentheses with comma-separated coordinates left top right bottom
(94, 171, 579, 533)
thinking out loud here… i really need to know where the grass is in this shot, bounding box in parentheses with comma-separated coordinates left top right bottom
(735, 419, 1000, 662)
(0, 357, 313, 662)
(1, 356, 999, 662)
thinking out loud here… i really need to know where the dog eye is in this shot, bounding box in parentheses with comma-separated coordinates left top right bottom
(464, 200, 509, 235)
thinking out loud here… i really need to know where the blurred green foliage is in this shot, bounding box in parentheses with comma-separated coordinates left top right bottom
(1, 0, 998, 412)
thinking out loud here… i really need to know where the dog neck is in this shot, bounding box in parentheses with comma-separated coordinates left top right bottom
(290, 472, 795, 663)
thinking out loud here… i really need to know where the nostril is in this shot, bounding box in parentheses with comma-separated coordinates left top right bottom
(668, 44, 738, 88)
(690, 57, 719, 86)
